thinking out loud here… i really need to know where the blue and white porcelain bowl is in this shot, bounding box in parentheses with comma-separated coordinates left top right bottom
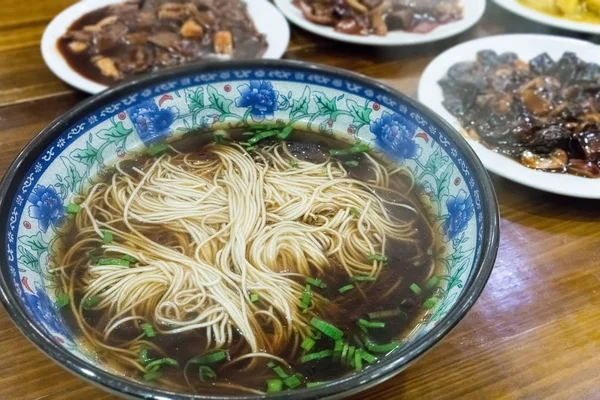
(0, 60, 499, 399)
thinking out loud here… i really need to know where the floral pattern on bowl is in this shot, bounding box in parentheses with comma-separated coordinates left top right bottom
(0, 61, 497, 399)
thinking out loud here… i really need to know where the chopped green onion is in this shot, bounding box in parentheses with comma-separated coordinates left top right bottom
(139, 347, 151, 365)
(354, 349, 363, 371)
(301, 337, 316, 352)
(346, 346, 356, 367)
(266, 379, 283, 393)
(148, 143, 169, 156)
(358, 319, 385, 329)
(351, 275, 376, 282)
(361, 351, 377, 365)
(307, 382, 323, 388)
(353, 333, 364, 348)
(410, 283, 422, 295)
(362, 335, 403, 353)
(310, 318, 344, 340)
(306, 277, 327, 289)
(65, 203, 81, 214)
(423, 297, 437, 309)
(300, 349, 333, 363)
(425, 276, 439, 289)
(367, 309, 406, 320)
(102, 230, 113, 244)
(122, 254, 136, 263)
(141, 323, 156, 338)
(340, 342, 349, 364)
(55, 293, 69, 309)
(311, 330, 323, 340)
(283, 374, 302, 389)
(97, 258, 130, 267)
(272, 366, 289, 379)
(198, 366, 216, 382)
(143, 370, 161, 381)
(267, 361, 275, 368)
(338, 284, 354, 294)
(250, 293, 259, 303)
(349, 207, 361, 219)
(290, 159, 299, 168)
(213, 132, 226, 144)
(333, 340, 343, 359)
(329, 142, 370, 157)
(190, 350, 228, 365)
(82, 296, 99, 309)
(248, 130, 279, 145)
(277, 126, 293, 140)
(368, 253, 388, 264)
(300, 285, 312, 309)
(144, 358, 178, 372)
(344, 160, 359, 167)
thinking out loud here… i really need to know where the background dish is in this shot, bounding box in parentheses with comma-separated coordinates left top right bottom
(41, 0, 290, 94)
(0, 60, 498, 399)
(493, 0, 600, 34)
(274, 0, 486, 46)
(418, 34, 600, 199)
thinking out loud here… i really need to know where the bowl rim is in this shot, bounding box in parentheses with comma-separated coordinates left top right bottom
(0, 59, 499, 400)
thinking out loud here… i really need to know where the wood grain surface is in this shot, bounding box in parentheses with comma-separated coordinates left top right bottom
(1, 2, 600, 399)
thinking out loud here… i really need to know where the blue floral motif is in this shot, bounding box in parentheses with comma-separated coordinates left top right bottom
(128, 100, 178, 144)
(23, 285, 68, 337)
(235, 80, 279, 120)
(444, 190, 474, 239)
(370, 112, 418, 159)
(28, 185, 65, 233)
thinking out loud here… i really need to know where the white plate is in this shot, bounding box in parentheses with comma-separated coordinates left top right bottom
(493, 0, 600, 34)
(274, 0, 485, 46)
(41, 0, 290, 94)
(418, 34, 600, 199)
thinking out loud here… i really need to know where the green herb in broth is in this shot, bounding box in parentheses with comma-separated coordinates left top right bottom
(55, 129, 438, 394)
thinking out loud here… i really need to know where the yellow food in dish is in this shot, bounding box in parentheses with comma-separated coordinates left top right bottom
(518, 0, 600, 23)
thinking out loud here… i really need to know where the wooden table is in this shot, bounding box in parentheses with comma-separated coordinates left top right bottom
(1, 1, 600, 399)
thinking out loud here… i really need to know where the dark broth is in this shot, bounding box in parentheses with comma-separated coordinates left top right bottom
(59, 130, 437, 395)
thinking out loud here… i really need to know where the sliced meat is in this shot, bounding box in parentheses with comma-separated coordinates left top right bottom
(147, 32, 180, 49)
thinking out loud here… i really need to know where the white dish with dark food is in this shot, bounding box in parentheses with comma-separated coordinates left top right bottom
(41, 0, 290, 94)
(493, 0, 600, 34)
(419, 34, 600, 199)
(274, 0, 485, 46)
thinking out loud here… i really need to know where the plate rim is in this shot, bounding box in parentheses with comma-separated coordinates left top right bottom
(273, 0, 486, 46)
(417, 33, 600, 199)
(493, 0, 600, 34)
(40, 0, 290, 95)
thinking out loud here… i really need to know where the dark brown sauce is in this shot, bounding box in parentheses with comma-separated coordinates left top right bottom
(59, 131, 437, 394)
(58, 0, 267, 86)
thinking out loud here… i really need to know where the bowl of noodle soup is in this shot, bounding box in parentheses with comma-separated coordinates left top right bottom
(0, 60, 498, 399)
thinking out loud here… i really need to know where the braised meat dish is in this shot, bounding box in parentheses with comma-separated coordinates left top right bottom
(58, 0, 267, 85)
(292, 0, 463, 36)
(440, 50, 600, 178)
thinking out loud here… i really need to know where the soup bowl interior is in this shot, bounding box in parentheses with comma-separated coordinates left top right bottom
(0, 60, 498, 399)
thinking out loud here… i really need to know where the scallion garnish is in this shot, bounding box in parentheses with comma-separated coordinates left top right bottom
(410, 283, 422, 295)
(300, 285, 312, 309)
(98, 258, 130, 267)
(306, 277, 326, 289)
(266, 361, 275, 368)
(425, 276, 439, 289)
(301, 337, 316, 352)
(354, 349, 363, 371)
(329, 142, 370, 157)
(266, 378, 283, 393)
(213, 132, 226, 144)
(122, 254, 136, 263)
(102, 230, 113, 244)
(333, 340, 343, 360)
(190, 350, 228, 365)
(283, 374, 302, 389)
(65, 203, 81, 214)
(310, 317, 344, 340)
(344, 160, 359, 167)
(272, 366, 289, 379)
(82, 296, 99, 309)
(338, 284, 354, 294)
(139, 346, 151, 365)
(358, 319, 385, 329)
(307, 382, 323, 388)
(351, 275, 376, 282)
(361, 334, 403, 353)
(361, 350, 377, 365)
(340, 342, 349, 364)
(346, 346, 356, 367)
(277, 126, 293, 140)
(144, 358, 178, 372)
(290, 159, 300, 168)
(349, 207, 361, 219)
(300, 349, 333, 363)
(143, 370, 161, 381)
(55, 293, 69, 309)
(198, 365, 216, 382)
(250, 293, 259, 303)
(423, 297, 437, 309)
(148, 142, 169, 156)
(368, 253, 388, 264)
(248, 130, 279, 145)
(141, 323, 156, 338)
